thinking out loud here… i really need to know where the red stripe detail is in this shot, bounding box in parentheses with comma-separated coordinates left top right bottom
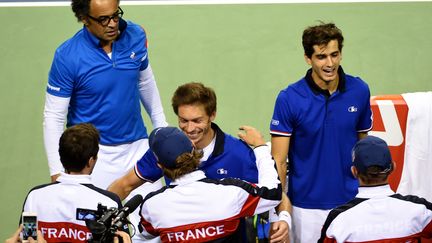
(421, 219, 432, 242)
(38, 221, 91, 242)
(323, 237, 337, 243)
(146, 184, 261, 242)
(270, 130, 291, 136)
(158, 220, 240, 243)
(134, 165, 152, 182)
(344, 237, 420, 242)
(134, 165, 145, 180)
(140, 216, 158, 236)
(327, 235, 421, 243)
(238, 192, 260, 217)
(324, 214, 432, 242)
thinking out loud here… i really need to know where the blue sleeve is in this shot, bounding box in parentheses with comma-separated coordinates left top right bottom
(47, 49, 74, 98)
(225, 137, 259, 183)
(270, 90, 294, 135)
(241, 143, 259, 184)
(357, 83, 373, 132)
(135, 149, 163, 182)
(137, 24, 149, 71)
(140, 40, 149, 71)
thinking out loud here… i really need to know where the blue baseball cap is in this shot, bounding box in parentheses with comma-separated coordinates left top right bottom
(149, 127, 193, 169)
(352, 136, 393, 174)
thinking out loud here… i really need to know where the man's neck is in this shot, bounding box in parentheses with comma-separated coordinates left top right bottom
(101, 41, 113, 53)
(312, 73, 339, 95)
(68, 168, 91, 175)
(359, 179, 389, 187)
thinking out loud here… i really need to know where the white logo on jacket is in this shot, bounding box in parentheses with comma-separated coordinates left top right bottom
(47, 83, 60, 92)
(348, 106, 358, 112)
(271, 119, 280, 126)
(217, 168, 228, 175)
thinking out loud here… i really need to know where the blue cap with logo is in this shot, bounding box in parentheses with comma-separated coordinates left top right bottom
(352, 136, 393, 174)
(149, 126, 193, 169)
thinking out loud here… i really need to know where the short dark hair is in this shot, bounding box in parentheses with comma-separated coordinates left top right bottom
(59, 123, 99, 173)
(161, 150, 203, 180)
(71, 0, 91, 22)
(302, 22, 344, 58)
(357, 165, 392, 185)
(71, 0, 120, 22)
(171, 82, 217, 117)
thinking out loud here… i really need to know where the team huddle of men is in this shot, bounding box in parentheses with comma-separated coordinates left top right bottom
(9, 0, 432, 242)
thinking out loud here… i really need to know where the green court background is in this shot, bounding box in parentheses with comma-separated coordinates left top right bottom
(1, 2, 431, 239)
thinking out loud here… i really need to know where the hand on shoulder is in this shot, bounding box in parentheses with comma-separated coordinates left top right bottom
(238, 125, 266, 148)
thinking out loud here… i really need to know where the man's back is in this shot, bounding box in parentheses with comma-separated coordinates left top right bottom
(319, 185, 432, 243)
(22, 173, 122, 242)
(140, 170, 281, 243)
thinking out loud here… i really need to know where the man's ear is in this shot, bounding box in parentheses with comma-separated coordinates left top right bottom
(351, 166, 358, 179)
(304, 54, 312, 65)
(82, 16, 89, 26)
(210, 111, 216, 122)
(87, 156, 97, 168)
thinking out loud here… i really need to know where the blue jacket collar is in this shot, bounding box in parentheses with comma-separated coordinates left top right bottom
(305, 66, 347, 97)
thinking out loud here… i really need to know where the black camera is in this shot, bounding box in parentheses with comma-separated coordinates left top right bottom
(83, 195, 143, 243)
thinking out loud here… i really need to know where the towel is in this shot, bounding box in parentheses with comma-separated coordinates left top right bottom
(397, 92, 432, 201)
